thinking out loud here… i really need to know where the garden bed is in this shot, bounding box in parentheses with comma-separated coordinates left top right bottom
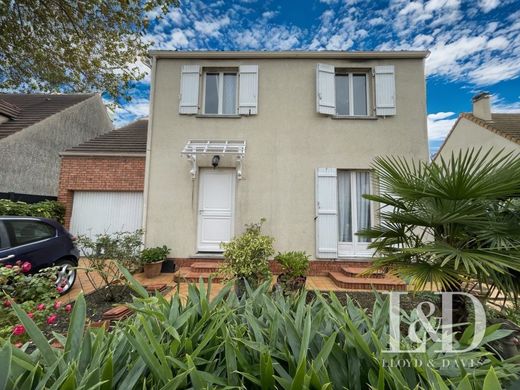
(45, 286, 134, 337)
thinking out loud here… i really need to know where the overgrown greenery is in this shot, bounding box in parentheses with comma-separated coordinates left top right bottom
(275, 251, 310, 279)
(0, 262, 70, 343)
(0, 0, 178, 103)
(221, 218, 274, 287)
(0, 265, 519, 389)
(77, 230, 143, 302)
(140, 245, 170, 265)
(359, 148, 520, 320)
(0, 199, 65, 224)
(275, 251, 310, 293)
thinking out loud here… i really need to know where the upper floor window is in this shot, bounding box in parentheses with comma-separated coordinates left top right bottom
(179, 64, 258, 116)
(316, 63, 396, 117)
(204, 71, 238, 115)
(335, 72, 369, 117)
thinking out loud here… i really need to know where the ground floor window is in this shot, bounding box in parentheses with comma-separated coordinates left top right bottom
(337, 170, 372, 255)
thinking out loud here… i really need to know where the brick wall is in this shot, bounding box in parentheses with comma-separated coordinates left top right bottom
(58, 156, 145, 228)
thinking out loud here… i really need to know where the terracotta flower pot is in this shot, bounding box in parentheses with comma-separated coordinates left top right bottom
(143, 261, 164, 278)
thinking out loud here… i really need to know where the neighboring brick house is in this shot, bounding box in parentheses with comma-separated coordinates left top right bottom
(58, 119, 147, 237)
(0, 93, 113, 200)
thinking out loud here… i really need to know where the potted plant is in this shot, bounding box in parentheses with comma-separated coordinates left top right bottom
(221, 219, 274, 297)
(140, 245, 170, 278)
(274, 251, 310, 293)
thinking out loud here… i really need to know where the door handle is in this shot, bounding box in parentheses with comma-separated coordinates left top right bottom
(0, 254, 15, 262)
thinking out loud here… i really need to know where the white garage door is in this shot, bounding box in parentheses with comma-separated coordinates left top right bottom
(70, 191, 143, 238)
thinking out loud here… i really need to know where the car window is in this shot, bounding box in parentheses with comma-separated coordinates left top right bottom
(0, 223, 8, 249)
(4, 220, 56, 247)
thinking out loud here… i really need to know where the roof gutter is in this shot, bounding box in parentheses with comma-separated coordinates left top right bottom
(149, 50, 430, 60)
(59, 152, 146, 157)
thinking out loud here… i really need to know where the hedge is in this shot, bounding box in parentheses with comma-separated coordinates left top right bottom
(0, 199, 65, 224)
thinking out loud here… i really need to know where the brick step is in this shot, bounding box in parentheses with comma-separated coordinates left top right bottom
(328, 271, 406, 291)
(341, 266, 385, 279)
(190, 262, 223, 273)
(174, 267, 223, 283)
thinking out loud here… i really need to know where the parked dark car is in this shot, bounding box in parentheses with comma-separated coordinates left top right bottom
(0, 216, 79, 293)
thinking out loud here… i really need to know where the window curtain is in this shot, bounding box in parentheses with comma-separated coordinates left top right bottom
(223, 74, 237, 114)
(338, 171, 352, 242)
(356, 172, 371, 242)
(205, 74, 219, 114)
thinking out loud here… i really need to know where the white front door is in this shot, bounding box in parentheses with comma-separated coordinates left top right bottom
(197, 169, 235, 252)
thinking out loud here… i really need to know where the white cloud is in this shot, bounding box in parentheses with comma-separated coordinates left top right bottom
(262, 11, 277, 20)
(486, 36, 508, 50)
(427, 112, 458, 141)
(194, 16, 230, 37)
(479, 0, 500, 13)
(468, 59, 520, 85)
(368, 17, 385, 26)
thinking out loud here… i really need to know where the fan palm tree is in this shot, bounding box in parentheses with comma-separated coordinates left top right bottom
(359, 148, 520, 321)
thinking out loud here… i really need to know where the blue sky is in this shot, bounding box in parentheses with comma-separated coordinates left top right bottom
(114, 0, 520, 154)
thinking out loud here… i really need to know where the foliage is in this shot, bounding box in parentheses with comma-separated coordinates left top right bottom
(275, 251, 310, 279)
(0, 262, 70, 343)
(0, 199, 65, 224)
(77, 230, 143, 302)
(0, 0, 178, 103)
(140, 245, 170, 265)
(221, 219, 274, 286)
(358, 148, 520, 307)
(0, 266, 519, 389)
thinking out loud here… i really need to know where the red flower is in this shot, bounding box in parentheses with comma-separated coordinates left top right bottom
(65, 304, 72, 313)
(21, 262, 31, 273)
(3, 299, 11, 308)
(37, 303, 45, 311)
(5, 264, 12, 269)
(47, 314, 57, 325)
(56, 286, 63, 293)
(12, 324, 25, 336)
(27, 312, 34, 319)
(54, 301, 62, 310)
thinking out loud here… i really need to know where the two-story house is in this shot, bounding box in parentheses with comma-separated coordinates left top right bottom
(143, 51, 429, 268)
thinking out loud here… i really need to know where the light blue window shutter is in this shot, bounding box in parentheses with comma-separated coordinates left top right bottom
(316, 64, 336, 115)
(238, 65, 258, 115)
(375, 65, 396, 116)
(315, 168, 338, 259)
(179, 65, 200, 114)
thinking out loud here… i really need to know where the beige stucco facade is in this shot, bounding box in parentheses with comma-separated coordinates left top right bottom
(144, 52, 429, 259)
(436, 117, 520, 159)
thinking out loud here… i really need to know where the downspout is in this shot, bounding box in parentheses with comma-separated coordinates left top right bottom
(141, 55, 157, 247)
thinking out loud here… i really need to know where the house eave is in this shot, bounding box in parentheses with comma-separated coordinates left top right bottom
(60, 151, 146, 158)
(149, 50, 430, 60)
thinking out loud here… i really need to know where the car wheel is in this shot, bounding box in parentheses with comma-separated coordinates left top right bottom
(55, 259, 77, 294)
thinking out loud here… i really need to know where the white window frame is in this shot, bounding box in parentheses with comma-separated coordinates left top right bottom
(334, 71, 371, 117)
(202, 70, 239, 115)
(337, 170, 374, 257)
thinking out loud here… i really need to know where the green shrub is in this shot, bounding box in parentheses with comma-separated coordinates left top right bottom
(1, 264, 519, 389)
(0, 199, 65, 224)
(221, 218, 274, 286)
(275, 251, 310, 279)
(140, 245, 170, 264)
(77, 230, 143, 302)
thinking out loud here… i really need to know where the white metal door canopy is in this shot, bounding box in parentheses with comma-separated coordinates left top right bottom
(181, 140, 246, 179)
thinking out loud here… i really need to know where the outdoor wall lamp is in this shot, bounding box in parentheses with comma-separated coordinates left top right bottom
(212, 155, 220, 168)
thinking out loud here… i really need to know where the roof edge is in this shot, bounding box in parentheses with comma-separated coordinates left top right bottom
(149, 50, 430, 60)
(461, 113, 520, 145)
(60, 152, 146, 157)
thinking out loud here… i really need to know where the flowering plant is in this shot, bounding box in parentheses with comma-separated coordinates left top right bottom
(0, 262, 71, 343)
